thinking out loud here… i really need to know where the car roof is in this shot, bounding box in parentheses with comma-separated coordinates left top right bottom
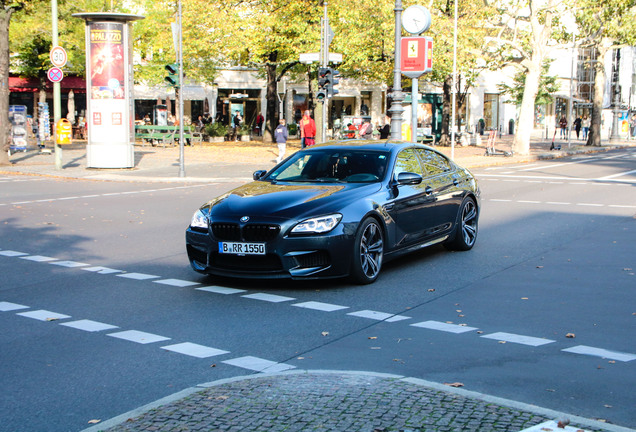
(307, 139, 435, 153)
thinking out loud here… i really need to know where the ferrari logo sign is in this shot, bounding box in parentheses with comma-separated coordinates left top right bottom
(401, 36, 433, 78)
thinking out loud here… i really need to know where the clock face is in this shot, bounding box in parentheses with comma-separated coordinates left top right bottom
(402, 5, 431, 35)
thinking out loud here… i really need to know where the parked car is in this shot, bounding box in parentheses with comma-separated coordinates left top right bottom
(186, 140, 480, 284)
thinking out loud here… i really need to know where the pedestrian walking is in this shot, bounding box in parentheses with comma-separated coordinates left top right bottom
(358, 120, 373, 139)
(573, 116, 582, 140)
(300, 110, 316, 148)
(582, 115, 590, 140)
(559, 115, 568, 139)
(233, 110, 242, 141)
(274, 118, 288, 163)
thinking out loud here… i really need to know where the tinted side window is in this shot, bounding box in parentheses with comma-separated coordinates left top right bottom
(416, 149, 452, 176)
(394, 148, 425, 178)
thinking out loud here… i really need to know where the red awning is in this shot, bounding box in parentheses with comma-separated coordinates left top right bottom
(9, 76, 87, 93)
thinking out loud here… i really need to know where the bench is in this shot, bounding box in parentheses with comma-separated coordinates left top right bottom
(135, 125, 203, 148)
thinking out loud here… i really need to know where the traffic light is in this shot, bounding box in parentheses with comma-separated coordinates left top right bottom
(327, 68, 340, 98)
(316, 67, 329, 101)
(165, 63, 180, 87)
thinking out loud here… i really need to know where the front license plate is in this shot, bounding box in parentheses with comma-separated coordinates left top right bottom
(219, 242, 266, 255)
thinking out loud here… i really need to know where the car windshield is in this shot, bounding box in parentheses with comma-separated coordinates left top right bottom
(267, 149, 390, 183)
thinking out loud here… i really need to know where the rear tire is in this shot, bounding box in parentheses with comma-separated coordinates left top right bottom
(350, 217, 384, 284)
(445, 197, 478, 251)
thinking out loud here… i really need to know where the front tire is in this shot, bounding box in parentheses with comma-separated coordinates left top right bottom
(445, 197, 478, 251)
(350, 217, 384, 284)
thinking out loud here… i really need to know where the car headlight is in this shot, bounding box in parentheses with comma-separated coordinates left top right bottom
(291, 214, 342, 234)
(190, 209, 209, 229)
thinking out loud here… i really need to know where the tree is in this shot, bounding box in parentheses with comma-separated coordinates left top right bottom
(498, 61, 560, 106)
(483, 0, 571, 155)
(575, 0, 636, 146)
(426, 0, 494, 146)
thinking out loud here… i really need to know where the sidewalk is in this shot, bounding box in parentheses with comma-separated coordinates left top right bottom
(3, 135, 634, 183)
(5, 136, 635, 432)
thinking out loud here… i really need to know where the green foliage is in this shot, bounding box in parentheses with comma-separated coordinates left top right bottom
(205, 121, 229, 137)
(498, 62, 560, 106)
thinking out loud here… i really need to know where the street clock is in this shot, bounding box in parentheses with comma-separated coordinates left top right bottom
(402, 5, 431, 35)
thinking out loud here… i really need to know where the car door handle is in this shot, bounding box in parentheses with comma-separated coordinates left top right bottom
(384, 203, 394, 211)
(453, 179, 459, 186)
(425, 186, 433, 195)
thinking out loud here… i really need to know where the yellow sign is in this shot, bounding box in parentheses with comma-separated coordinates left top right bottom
(56, 118, 72, 145)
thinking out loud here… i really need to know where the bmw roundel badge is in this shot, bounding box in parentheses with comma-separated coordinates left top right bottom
(240, 216, 250, 223)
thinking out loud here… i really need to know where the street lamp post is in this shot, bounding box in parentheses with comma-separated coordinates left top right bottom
(389, 0, 405, 140)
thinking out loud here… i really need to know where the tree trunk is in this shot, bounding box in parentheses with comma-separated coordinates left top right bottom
(512, 64, 541, 155)
(587, 45, 608, 146)
(0, 6, 14, 165)
(438, 74, 452, 146)
(263, 53, 278, 144)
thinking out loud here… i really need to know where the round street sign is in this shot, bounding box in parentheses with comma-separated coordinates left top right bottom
(50, 46, 67, 68)
(47, 67, 64, 83)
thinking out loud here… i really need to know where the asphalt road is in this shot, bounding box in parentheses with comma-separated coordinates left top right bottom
(1, 148, 635, 431)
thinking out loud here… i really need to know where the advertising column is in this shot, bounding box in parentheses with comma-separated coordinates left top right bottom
(74, 13, 143, 168)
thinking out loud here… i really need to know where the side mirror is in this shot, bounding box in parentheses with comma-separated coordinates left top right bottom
(396, 171, 423, 185)
(253, 170, 268, 181)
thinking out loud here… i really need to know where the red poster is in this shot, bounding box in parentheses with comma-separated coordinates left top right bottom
(89, 22, 125, 100)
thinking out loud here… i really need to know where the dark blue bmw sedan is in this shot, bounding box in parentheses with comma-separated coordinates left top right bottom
(186, 140, 480, 284)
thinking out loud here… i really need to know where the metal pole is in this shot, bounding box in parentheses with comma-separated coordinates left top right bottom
(389, 0, 404, 140)
(411, 79, 417, 142)
(52, 0, 62, 169)
(567, 34, 574, 148)
(178, 0, 185, 177)
(321, 3, 328, 142)
(450, 0, 457, 159)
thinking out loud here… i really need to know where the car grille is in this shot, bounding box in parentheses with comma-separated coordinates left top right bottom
(211, 223, 280, 242)
(293, 251, 331, 268)
(210, 252, 283, 272)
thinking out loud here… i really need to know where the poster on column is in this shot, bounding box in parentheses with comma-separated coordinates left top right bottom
(89, 22, 126, 143)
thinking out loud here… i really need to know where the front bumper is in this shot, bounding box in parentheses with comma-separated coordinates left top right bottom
(185, 225, 355, 280)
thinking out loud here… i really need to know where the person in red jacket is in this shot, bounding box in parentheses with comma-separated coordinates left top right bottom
(300, 110, 316, 148)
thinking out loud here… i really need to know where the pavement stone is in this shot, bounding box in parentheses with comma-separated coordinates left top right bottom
(3, 136, 635, 432)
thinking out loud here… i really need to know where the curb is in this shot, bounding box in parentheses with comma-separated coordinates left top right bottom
(81, 370, 636, 432)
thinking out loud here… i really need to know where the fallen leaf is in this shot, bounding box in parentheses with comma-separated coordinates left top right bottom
(370, 347, 381, 350)
(321, 331, 329, 336)
(521, 297, 529, 300)
(210, 364, 216, 367)
(537, 266, 544, 269)
(499, 341, 506, 344)
(608, 360, 616, 364)
(87, 419, 101, 424)
(566, 333, 576, 338)
(545, 388, 556, 392)
(368, 336, 378, 340)
(604, 404, 613, 408)
(428, 289, 435, 292)
(476, 331, 484, 334)
(456, 310, 462, 313)
(444, 382, 464, 387)
(45, 318, 60, 322)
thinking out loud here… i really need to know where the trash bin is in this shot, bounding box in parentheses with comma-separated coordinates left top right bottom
(509, 118, 514, 134)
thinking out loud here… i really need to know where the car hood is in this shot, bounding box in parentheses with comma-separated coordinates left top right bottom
(205, 181, 383, 220)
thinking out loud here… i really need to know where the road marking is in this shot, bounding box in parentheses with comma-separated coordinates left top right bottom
(107, 330, 171, 344)
(490, 199, 512, 202)
(411, 320, 478, 334)
(161, 342, 229, 358)
(347, 310, 411, 322)
(81, 266, 123, 274)
(116, 272, 160, 280)
(19, 255, 57, 262)
(517, 200, 541, 204)
(50, 260, 89, 268)
(292, 301, 349, 312)
(0, 250, 28, 257)
(576, 203, 604, 207)
(196, 286, 246, 295)
(0, 301, 29, 311)
(17, 310, 71, 322)
(481, 332, 555, 347)
(562, 345, 636, 362)
(60, 319, 119, 332)
(242, 293, 296, 303)
(222, 356, 296, 373)
(153, 279, 200, 287)
(545, 201, 570, 205)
